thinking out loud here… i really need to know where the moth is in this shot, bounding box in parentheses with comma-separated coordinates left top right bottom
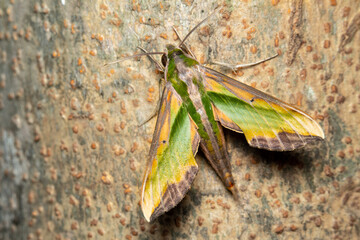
(117, 12, 324, 222)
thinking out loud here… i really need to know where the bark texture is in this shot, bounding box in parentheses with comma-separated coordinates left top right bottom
(0, 0, 359, 239)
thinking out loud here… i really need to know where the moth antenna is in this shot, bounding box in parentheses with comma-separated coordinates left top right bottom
(208, 53, 279, 71)
(103, 52, 165, 67)
(172, 26, 197, 59)
(128, 26, 141, 43)
(137, 46, 165, 72)
(178, 7, 220, 48)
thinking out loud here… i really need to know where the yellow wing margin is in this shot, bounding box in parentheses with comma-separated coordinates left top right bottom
(141, 83, 200, 222)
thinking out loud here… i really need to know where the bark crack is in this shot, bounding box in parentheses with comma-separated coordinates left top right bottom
(286, 0, 304, 66)
(339, 12, 360, 52)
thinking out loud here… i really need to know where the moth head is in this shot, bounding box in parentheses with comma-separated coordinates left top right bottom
(165, 44, 176, 52)
(161, 44, 175, 66)
(161, 53, 168, 67)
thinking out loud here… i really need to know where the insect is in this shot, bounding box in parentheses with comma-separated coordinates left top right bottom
(115, 11, 324, 222)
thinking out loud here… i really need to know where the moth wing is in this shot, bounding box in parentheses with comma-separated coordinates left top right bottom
(141, 83, 200, 222)
(201, 66, 324, 151)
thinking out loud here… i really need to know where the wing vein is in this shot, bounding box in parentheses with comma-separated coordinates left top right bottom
(263, 99, 298, 150)
(227, 100, 260, 147)
(279, 105, 312, 139)
(243, 103, 271, 148)
(250, 100, 286, 150)
(266, 100, 306, 145)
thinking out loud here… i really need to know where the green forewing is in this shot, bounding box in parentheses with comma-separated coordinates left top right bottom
(202, 67, 324, 151)
(141, 83, 200, 222)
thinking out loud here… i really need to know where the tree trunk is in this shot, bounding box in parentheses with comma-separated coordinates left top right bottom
(1, 0, 359, 239)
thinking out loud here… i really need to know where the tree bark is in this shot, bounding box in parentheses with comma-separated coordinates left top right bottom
(0, 0, 359, 239)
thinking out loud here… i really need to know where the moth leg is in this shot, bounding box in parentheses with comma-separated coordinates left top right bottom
(138, 89, 162, 127)
(172, 26, 197, 59)
(209, 54, 279, 71)
(138, 104, 160, 127)
(136, 46, 166, 86)
(136, 46, 167, 127)
(138, 78, 165, 127)
(137, 46, 164, 72)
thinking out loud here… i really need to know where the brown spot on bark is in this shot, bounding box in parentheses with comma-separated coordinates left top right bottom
(343, 7, 351, 17)
(331, 84, 338, 93)
(324, 22, 331, 33)
(315, 216, 322, 227)
(324, 40, 331, 48)
(90, 219, 98, 226)
(337, 150, 345, 158)
(324, 165, 334, 177)
(303, 191, 312, 202)
(197, 216, 204, 226)
(344, 137, 352, 144)
(330, 0, 337, 6)
(274, 225, 284, 234)
(327, 96, 334, 103)
(290, 224, 298, 231)
(71, 222, 78, 230)
(336, 95, 345, 104)
(101, 171, 113, 185)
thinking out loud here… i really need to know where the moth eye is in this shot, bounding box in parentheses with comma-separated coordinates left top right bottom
(161, 54, 167, 67)
(162, 140, 167, 144)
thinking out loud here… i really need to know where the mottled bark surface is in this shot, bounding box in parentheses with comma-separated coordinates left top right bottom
(0, 0, 359, 239)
